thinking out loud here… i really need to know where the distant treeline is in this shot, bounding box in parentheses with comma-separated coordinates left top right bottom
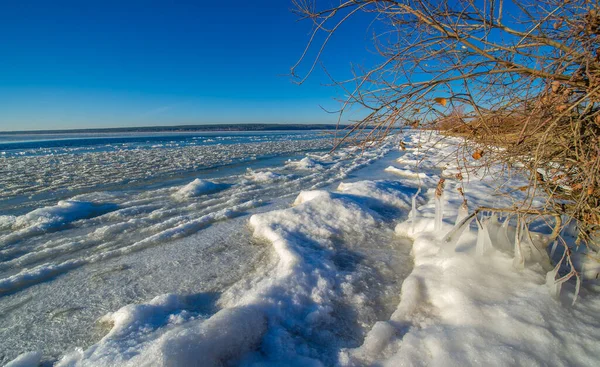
(1, 123, 351, 135)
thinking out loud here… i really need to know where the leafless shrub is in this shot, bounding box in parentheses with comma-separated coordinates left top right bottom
(292, 0, 600, 280)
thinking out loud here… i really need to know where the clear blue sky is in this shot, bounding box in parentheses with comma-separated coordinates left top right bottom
(0, 0, 375, 131)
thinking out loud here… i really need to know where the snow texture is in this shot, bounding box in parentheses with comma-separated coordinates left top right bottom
(3, 130, 600, 366)
(0, 131, 400, 364)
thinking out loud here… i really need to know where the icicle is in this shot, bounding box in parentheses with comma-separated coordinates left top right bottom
(485, 213, 501, 247)
(522, 223, 553, 270)
(545, 264, 563, 299)
(433, 178, 446, 232)
(489, 213, 500, 225)
(563, 219, 578, 238)
(513, 216, 525, 270)
(409, 187, 421, 235)
(434, 179, 445, 233)
(572, 275, 581, 306)
(455, 201, 469, 226)
(434, 195, 444, 232)
(550, 240, 559, 258)
(495, 215, 513, 252)
(476, 216, 494, 257)
(442, 212, 476, 250)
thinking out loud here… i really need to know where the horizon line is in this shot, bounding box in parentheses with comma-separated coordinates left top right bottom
(0, 122, 353, 134)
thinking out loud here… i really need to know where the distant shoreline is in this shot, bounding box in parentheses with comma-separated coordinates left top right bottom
(0, 123, 348, 135)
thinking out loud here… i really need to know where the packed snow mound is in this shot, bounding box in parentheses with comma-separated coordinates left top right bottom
(243, 169, 288, 183)
(55, 294, 267, 367)
(292, 190, 330, 206)
(172, 179, 228, 199)
(285, 156, 324, 171)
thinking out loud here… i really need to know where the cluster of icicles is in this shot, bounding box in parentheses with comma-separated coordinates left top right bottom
(408, 190, 581, 305)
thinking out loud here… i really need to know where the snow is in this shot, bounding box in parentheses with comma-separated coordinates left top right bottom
(54, 178, 413, 365)
(243, 169, 288, 183)
(4, 351, 42, 367)
(0, 133, 332, 202)
(11, 200, 118, 232)
(285, 156, 324, 171)
(0, 215, 16, 230)
(55, 296, 267, 367)
(172, 179, 229, 199)
(3, 130, 600, 366)
(292, 190, 326, 206)
(1, 200, 118, 247)
(384, 165, 430, 181)
(343, 134, 600, 366)
(354, 221, 600, 365)
(395, 157, 420, 166)
(0, 131, 401, 363)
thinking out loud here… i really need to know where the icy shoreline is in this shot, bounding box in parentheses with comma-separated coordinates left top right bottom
(6, 131, 600, 366)
(1, 133, 400, 364)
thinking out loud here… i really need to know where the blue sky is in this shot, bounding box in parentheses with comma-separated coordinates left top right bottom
(0, 1, 375, 131)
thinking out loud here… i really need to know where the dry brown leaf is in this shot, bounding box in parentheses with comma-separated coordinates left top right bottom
(584, 213, 600, 225)
(553, 19, 563, 29)
(551, 81, 561, 93)
(434, 97, 447, 106)
(536, 172, 545, 183)
(472, 149, 484, 160)
(435, 178, 446, 198)
(556, 105, 568, 112)
(587, 186, 594, 195)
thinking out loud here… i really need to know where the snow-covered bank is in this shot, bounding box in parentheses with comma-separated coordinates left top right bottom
(343, 135, 600, 366)
(6, 131, 600, 366)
